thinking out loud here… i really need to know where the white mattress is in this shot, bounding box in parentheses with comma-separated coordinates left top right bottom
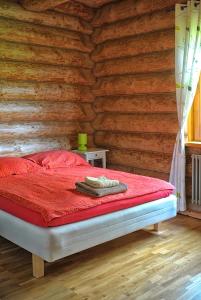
(0, 195, 177, 262)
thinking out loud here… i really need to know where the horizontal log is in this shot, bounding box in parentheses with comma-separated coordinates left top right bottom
(0, 17, 93, 53)
(107, 164, 169, 181)
(94, 73, 175, 96)
(0, 40, 93, 69)
(80, 103, 96, 121)
(93, 113, 178, 134)
(94, 132, 176, 154)
(0, 137, 70, 157)
(107, 149, 172, 173)
(94, 94, 176, 113)
(0, 0, 92, 34)
(54, 1, 94, 21)
(92, 30, 174, 62)
(78, 122, 94, 135)
(93, 10, 174, 44)
(0, 80, 94, 102)
(76, 0, 115, 8)
(131, 167, 170, 181)
(20, 0, 67, 11)
(0, 121, 81, 140)
(0, 101, 94, 122)
(186, 146, 201, 156)
(95, 50, 174, 77)
(0, 61, 95, 86)
(93, 0, 184, 26)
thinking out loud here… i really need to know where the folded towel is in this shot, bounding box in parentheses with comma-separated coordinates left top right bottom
(75, 181, 127, 197)
(85, 176, 119, 188)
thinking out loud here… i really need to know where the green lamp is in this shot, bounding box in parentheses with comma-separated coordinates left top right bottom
(78, 133, 87, 151)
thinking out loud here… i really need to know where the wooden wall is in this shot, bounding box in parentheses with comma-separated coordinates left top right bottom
(92, 0, 183, 180)
(0, 0, 95, 156)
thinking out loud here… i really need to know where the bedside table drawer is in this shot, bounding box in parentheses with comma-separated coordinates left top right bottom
(86, 152, 104, 160)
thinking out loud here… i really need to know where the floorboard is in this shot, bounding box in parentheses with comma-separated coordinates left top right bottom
(1, 215, 201, 300)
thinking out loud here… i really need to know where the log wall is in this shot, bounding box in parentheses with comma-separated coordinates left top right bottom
(0, 0, 95, 156)
(92, 0, 181, 180)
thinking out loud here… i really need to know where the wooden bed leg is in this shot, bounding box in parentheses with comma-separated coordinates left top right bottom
(32, 254, 44, 278)
(154, 223, 160, 232)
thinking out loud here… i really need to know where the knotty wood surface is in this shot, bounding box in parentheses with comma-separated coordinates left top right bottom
(1, 215, 201, 299)
(92, 0, 181, 180)
(0, 0, 95, 156)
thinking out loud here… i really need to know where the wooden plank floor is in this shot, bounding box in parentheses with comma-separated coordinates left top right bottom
(1, 215, 201, 300)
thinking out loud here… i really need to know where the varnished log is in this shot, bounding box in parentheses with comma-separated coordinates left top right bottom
(94, 132, 176, 154)
(55, 1, 94, 21)
(0, 61, 95, 86)
(76, 0, 116, 8)
(92, 30, 174, 62)
(108, 149, 172, 173)
(0, 40, 93, 69)
(0, 101, 91, 122)
(0, 0, 92, 34)
(108, 164, 169, 181)
(79, 122, 94, 135)
(0, 121, 81, 140)
(94, 94, 176, 113)
(93, 0, 184, 26)
(80, 103, 96, 122)
(132, 168, 169, 181)
(93, 113, 178, 134)
(0, 137, 71, 157)
(94, 50, 174, 77)
(0, 17, 93, 53)
(20, 0, 67, 11)
(0, 80, 94, 102)
(94, 73, 175, 96)
(93, 10, 174, 44)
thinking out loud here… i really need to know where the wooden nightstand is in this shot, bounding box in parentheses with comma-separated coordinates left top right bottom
(73, 148, 109, 168)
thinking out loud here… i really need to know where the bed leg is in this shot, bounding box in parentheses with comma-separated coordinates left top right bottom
(32, 254, 44, 278)
(154, 223, 160, 232)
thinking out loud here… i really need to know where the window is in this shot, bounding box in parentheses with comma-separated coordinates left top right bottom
(188, 73, 201, 141)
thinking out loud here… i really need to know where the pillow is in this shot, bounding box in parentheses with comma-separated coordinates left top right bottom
(24, 150, 90, 169)
(0, 157, 42, 178)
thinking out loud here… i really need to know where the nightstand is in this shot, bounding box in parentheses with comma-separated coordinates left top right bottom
(73, 148, 109, 168)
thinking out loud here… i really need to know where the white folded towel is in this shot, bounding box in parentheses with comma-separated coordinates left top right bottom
(85, 176, 119, 188)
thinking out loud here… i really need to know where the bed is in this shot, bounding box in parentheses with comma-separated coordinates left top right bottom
(0, 150, 177, 278)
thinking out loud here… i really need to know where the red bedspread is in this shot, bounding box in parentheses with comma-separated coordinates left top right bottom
(0, 166, 174, 227)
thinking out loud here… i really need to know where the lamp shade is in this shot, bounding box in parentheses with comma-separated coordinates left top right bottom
(78, 133, 87, 144)
(78, 133, 87, 151)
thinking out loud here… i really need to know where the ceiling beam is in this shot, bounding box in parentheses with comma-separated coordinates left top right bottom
(20, 0, 69, 11)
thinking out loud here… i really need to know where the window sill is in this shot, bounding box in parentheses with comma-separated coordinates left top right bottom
(186, 142, 201, 149)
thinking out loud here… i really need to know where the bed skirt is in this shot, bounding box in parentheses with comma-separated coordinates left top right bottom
(0, 195, 177, 262)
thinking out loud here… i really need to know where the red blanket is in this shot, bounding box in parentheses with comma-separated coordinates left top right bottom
(0, 166, 173, 225)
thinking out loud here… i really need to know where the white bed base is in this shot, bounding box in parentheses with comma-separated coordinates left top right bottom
(0, 195, 177, 278)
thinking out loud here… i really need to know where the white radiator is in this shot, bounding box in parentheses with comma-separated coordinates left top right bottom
(192, 154, 201, 205)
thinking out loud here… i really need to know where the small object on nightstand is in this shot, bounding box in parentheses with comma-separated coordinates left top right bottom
(73, 148, 109, 168)
(78, 133, 87, 151)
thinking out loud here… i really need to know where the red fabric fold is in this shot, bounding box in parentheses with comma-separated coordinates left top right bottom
(0, 166, 174, 227)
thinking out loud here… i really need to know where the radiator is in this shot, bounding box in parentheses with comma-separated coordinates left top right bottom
(192, 154, 201, 205)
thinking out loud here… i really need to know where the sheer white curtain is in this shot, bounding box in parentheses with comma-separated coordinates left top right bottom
(170, 0, 201, 211)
